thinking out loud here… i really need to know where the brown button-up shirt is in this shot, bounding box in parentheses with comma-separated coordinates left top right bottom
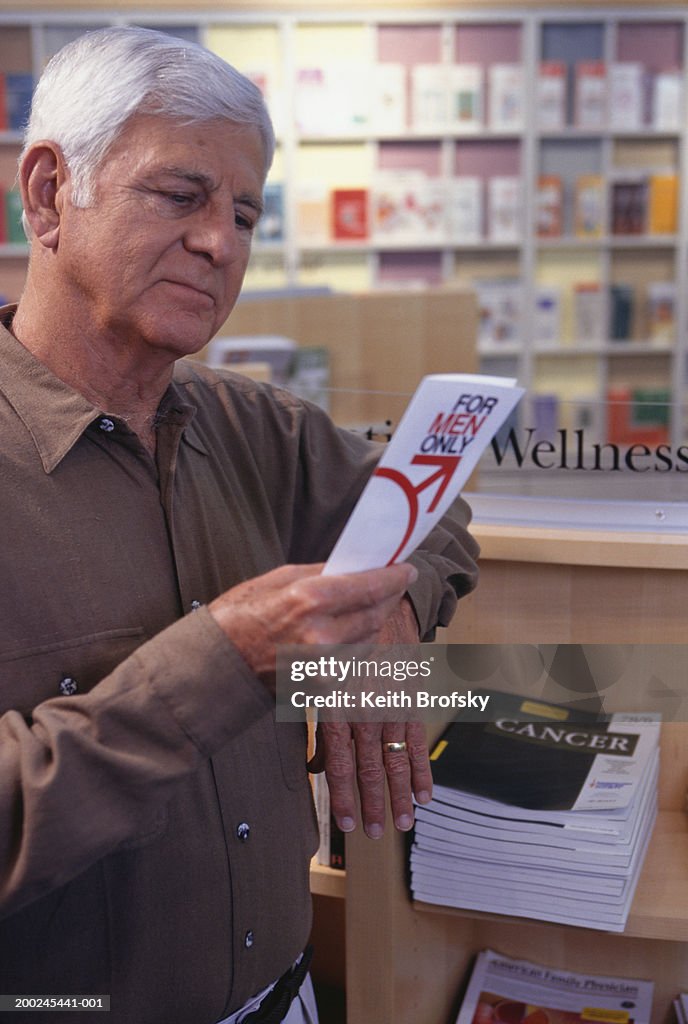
(0, 309, 479, 1023)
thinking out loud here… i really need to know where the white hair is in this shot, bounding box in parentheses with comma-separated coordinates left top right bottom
(21, 25, 275, 209)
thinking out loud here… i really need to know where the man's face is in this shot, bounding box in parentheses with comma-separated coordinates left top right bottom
(56, 114, 266, 361)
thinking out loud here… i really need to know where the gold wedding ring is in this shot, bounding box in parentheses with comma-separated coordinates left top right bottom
(384, 741, 408, 753)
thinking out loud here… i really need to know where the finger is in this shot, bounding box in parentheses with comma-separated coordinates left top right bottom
(405, 720, 433, 805)
(350, 723, 387, 839)
(272, 563, 326, 582)
(381, 723, 414, 831)
(307, 721, 326, 774)
(320, 721, 358, 834)
(310, 562, 418, 617)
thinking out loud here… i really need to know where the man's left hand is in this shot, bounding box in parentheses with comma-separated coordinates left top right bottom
(308, 595, 434, 838)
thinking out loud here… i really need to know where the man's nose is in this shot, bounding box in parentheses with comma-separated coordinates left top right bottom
(183, 208, 247, 265)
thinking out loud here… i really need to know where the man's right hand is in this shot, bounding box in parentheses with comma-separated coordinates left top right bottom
(208, 562, 418, 693)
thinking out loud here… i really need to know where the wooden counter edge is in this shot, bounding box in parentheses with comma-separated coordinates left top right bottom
(472, 523, 688, 571)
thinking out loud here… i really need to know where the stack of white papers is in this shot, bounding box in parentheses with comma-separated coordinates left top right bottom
(411, 690, 660, 932)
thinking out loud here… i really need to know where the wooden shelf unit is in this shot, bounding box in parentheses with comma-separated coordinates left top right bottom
(310, 860, 347, 900)
(343, 527, 688, 1024)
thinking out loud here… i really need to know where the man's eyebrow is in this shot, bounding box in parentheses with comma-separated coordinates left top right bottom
(144, 167, 264, 216)
(236, 191, 265, 217)
(150, 166, 214, 188)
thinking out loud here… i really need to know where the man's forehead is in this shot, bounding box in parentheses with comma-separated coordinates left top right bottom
(110, 114, 266, 176)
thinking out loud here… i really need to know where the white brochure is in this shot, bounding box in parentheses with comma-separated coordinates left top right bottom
(324, 373, 524, 574)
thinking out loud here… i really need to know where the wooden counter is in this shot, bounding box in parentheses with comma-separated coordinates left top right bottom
(345, 522, 688, 1024)
(474, 524, 688, 570)
(441, 522, 688, 646)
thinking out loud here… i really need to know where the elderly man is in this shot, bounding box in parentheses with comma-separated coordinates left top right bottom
(0, 26, 478, 1024)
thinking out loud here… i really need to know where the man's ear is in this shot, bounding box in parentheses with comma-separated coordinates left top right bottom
(19, 141, 70, 249)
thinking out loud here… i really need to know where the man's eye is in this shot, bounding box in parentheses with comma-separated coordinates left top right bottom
(154, 190, 197, 210)
(235, 211, 255, 231)
(167, 193, 193, 207)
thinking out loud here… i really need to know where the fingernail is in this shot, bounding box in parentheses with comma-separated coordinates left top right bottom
(339, 817, 355, 832)
(366, 823, 383, 839)
(416, 790, 431, 805)
(406, 565, 419, 583)
(396, 813, 413, 831)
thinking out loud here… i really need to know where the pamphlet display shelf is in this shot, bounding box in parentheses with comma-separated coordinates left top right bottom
(343, 525, 688, 1024)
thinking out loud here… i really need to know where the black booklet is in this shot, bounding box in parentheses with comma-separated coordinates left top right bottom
(429, 689, 659, 812)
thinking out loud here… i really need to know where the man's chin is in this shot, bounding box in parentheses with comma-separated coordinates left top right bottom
(143, 309, 222, 359)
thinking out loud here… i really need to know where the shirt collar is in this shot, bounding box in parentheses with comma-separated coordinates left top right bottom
(0, 304, 206, 472)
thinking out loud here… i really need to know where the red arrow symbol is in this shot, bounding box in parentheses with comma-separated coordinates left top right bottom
(374, 454, 461, 565)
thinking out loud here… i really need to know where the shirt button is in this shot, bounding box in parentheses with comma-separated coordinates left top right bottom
(190, 600, 202, 611)
(244, 930, 254, 949)
(99, 417, 115, 432)
(236, 822, 250, 842)
(59, 677, 78, 696)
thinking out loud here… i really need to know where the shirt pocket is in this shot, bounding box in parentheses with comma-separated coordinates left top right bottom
(0, 626, 147, 716)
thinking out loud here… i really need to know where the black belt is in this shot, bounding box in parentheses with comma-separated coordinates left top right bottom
(241, 945, 313, 1024)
